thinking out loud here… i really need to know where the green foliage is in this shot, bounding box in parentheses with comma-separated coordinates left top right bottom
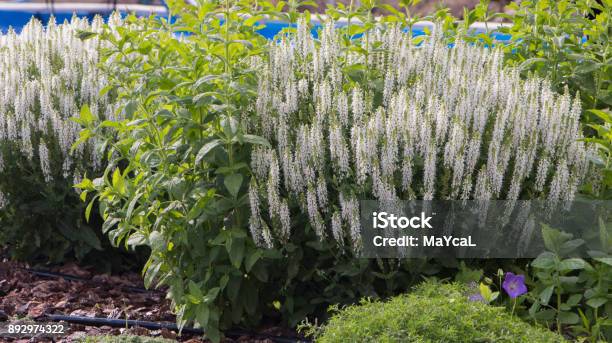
(528, 225, 612, 341)
(312, 282, 566, 343)
(78, 1, 285, 341)
(583, 109, 612, 199)
(0, 145, 100, 262)
(498, 0, 611, 112)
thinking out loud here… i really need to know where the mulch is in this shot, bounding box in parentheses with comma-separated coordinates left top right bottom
(0, 260, 292, 343)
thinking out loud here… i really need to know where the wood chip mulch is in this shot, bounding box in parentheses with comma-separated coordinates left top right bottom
(0, 260, 296, 343)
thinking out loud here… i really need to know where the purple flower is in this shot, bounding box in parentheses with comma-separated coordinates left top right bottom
(502, 272, 527, 299)
(468, 293, 485, 303)
(466, 282, 486, 303)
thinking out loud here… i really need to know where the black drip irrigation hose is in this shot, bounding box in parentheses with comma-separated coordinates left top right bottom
(16, 267, 311, 342)
(17, 267, 164, 295)
(6, 263, 310, 342)
(45, 314, 311, 343)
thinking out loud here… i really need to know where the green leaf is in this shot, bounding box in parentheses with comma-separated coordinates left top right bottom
(532, 252, 557, 269)
(541, 225, 572, 254)
(204, 287, 220, 304)
(575, 61, 602, 74)
(594, 257, 612, 266)
(534, 309, 556, 321)
(559, 239, 584, 255)
(127, 233, 146, 246)
(99, 85, 114, 97)
(123, 100, 138, 118)
(195, 139, 222, 164)
(143, 260, 161, 289)
(227, 276, 241, 304)
(566, 294, 582, 306)
(588, 109, 612, 123)
(228, 238, 245, 269)
(558, 258, 586, 271)
(85, 197, 96, 222)
(76, 30, 97, 41)
(195, 304, 210, 328)
(586, 297, 608, 308)
(112, 168, 126, 195)
(518, 57, 548, 71)
(189, 280, 203, 302)
(558, 311, 580, 324)
(205, 325, 221, 343)
(79, 104, 95, 126)
(224, 174, 243, 198)
(241, 134, 271, 148)
(539, 285, 554, 304)
(148, 231, 165, 251)
(245, 250, 262, 273)
(194, 74, 223, 89)
(478, 283, 498, 303)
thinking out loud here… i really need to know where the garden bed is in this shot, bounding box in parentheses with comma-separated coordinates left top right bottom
(0, 261, 300, 342)
(0, 0, 610, 342)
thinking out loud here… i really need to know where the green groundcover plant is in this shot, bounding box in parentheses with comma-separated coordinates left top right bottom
(0, 16, 129, 263)
(307, 281, 566, 342)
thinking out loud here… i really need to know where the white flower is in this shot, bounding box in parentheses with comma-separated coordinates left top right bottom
(351, 86, 365, 124)
(306, 186, 325, 238)
(249, 21, 590, 250)
(38, 141, 52, 182)
(0, 16, 115, 188)
(331, 211, 343, 245)
(279, 199, 291, 240)
(0, 191, 7, 209)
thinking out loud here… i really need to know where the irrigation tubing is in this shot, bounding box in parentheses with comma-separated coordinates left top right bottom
(17, 267, 311, 342)
(45, 314, 311, 343)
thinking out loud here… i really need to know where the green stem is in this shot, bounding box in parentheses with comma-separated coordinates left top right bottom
(224, 0, 234, 168)
(557, 291, 562, 335)
(511, 297, 517, 318)
(345, 0, 355, 65)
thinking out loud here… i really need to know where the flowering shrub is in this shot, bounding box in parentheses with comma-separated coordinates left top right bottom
(249, 20, 590, 251)
(0, 17, 120, 262)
